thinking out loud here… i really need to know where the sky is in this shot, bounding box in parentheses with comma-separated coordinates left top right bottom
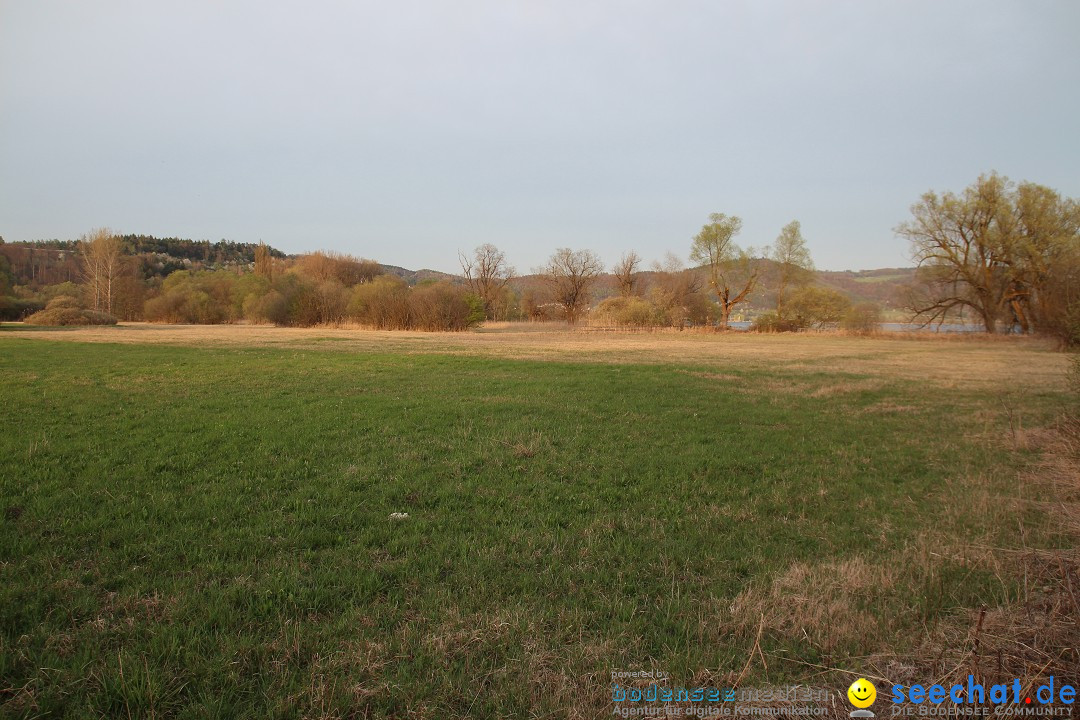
(1, 1, 1078, 274)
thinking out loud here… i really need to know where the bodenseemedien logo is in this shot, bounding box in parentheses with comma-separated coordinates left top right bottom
(848, 678, 877, 718)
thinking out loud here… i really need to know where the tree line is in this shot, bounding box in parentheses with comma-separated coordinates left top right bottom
(2, 172, 1076, 337)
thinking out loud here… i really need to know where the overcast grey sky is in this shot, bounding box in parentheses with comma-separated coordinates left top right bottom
(2, 1, 1078, 273)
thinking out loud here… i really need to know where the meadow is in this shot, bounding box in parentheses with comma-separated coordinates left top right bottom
(0, 324, 1072, 718)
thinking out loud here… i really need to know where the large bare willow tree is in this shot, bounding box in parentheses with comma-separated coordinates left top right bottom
(897, 172, 1080, 335)
(460, 244, 515, 320)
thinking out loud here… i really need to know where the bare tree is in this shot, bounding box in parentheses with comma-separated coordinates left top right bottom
(538, 248, 603, 324)
(689, 213, 759, 328)
(80, 228, 123, 314)
(296, 251, 382, 286)
(648, 253, 705, 327)
(459, 244, 515, 319)
(612, 251, 642, 297)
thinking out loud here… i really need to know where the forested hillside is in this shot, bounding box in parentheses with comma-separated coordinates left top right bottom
(0, 236, 286, 287)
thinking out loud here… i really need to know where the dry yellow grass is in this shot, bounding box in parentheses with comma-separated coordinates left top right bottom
(2, 321, 1067, 391)
(725, 424, 1080, 701)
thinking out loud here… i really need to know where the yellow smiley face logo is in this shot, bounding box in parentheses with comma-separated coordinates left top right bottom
(848, 678, 876, 708)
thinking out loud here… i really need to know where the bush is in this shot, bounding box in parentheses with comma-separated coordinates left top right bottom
(243, 290, 288, 325)
(24, 296, 118, 326)
(137, 267, 479, 332)
(349, 275, 411, 329)
(144, 271, 234, 324)
(311, 280, 351, 325)
(0, 297, 45, 321)
(788, 286, 852, 329)
(45, 296, 79, 310)
(842, 303, 883, 335)
(36, 282, 85, 304)
(142, 291, 185, 323)
(1060, 301, 1080, 348)
(144, 287, 224, 324)
(410, 282, 481, 331)
(619, 297, 660, 327)
(750, 312, 802, 332)
(230, 274, 272, 319)
(347, 277, 481, 331)
(294, 251, 382, 286)
(595, 296, 663, 327)
(279, 275, 350, 326)
(465, 292, 487, 327)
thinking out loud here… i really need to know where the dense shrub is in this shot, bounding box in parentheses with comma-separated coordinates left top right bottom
(310, 279, 351, 325)
(0, 297, 44, 321)
(593, 291, 713, 328)
(135, 263, 478, 332)
(347, 277, 481, 331)
(1, 282, 82, 320)
(230, 274, 272, 319)
(24, 296, 118, 326)
(410, 282, 483, 331)
(750, 312, 802, 332)
(143, 271, 233, 324)
(841, 303, 883, 334)
(35, 282, 84, 304)
(1058, 302, 1080, 348)
(787, 286, 852, 329)
(142, 291, 184, 323)
(243, 290, 288, 325)
(295, 251, 381, 286)
(349, 275, 412, 329)
(749, 288, 856, 332)
(144, 288, 224, 324)
(649, 279, 712, 327)
(595, 296, 662, 327)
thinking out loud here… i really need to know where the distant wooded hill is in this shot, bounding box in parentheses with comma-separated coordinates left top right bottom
(378, 264, 459, 286)
(0, 236, 463, 288)
(815, 268, 916, 308)
(0, 236, 288, 287)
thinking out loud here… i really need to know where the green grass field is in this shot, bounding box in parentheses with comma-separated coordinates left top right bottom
(0, 328, 1069, 718)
